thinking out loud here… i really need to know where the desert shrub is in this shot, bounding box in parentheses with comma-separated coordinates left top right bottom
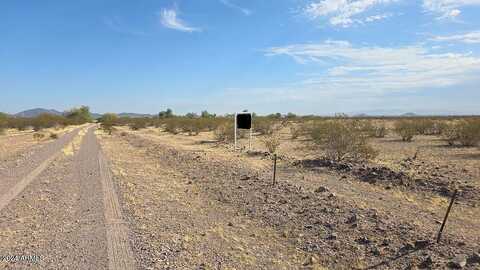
(31, 113, 66, 131)
(373, 123, 387, 138)
(214, 121, 234, 142)
(310, 119, 378, 161)
(255, 118, 277, 135)
(158, 108, 174, 119)
(33, 133, 45, 141)
(164, 118, 180, 134)
(10, 118, 30, 131)
(65, 106, 92, 124)
(120, 131, 128, 137)
(179, 118, 202, 136)
(290, 125, 302, 139)
(129, 118, 148, 130)
(441, 122, 459, 146)
(394, 120, 418, 142)
(49, 133, 58, 139)
(0, 113, 7, 135)
(262, 133, 281, 154)
(456, 119, 480, 147)
(99, 113, 118, 135)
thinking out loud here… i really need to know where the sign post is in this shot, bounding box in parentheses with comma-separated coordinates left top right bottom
(234, 112, 253, 151)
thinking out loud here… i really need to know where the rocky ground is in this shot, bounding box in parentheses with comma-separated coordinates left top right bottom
(97, 130, 480, 269)
(0, 124, 478, 269)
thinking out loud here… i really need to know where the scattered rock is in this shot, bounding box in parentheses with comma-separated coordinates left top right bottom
(303, 256, 319, 266)
(240, 175, 251, 181)
(327, 233, 338, 240)
(449, 255, 467, 268)
(467, 252, 480, 264)
(314, 186, 329, 193)
(227, 222, 233, 227)
(414, 240, 430, 249)
(346, 214, 357, 224)
(419, 256, 433, 268)
(356, 236, 370, 245)
(328, 193, 336, 199)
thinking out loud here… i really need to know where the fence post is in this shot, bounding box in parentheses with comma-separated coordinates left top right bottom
(436, 189, 458, 243)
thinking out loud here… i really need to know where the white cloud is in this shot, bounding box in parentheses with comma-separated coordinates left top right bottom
(423, 0, 480, 19)
(364, 13, 392, 22)
(265, 40, 480, 93)
(432, 31, 480, 43)
(220, 0, 252, 16)
(159, 9, 201, 32)
(304, 0, 397, 27)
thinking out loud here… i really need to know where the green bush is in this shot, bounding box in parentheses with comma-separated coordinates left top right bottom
(65, 106, 92, 124)
(164, 118, 180, 134)
(99, 113, 118, 135)
(441, 122, 459, 146)
(214, 121, 234, 142)
(0, 112, 7, 135)
(255, 118, 277, 135)
(310, 119, 378, 161)
(456, 119, 480, 147)
(33, 133, 45, 141)
(129, 118, 149, 130)
(394, 120, 418, 142)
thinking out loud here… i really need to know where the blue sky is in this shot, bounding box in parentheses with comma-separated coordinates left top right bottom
(1, 0, 479, 115)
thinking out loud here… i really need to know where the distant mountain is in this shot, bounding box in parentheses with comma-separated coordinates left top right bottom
(402, 112, 417, 117)
(118, 113, 155, 118)
(15, 108, 63, 118)
(91, 113, 103, 119)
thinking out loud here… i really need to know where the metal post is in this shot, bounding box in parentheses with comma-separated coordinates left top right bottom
(272, 154, 277, 186)
(234, 113, 237, 151)
(436, 189, 458, 243)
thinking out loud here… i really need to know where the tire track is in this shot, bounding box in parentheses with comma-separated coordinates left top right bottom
(0, 126, 86, 212)
(97, 133, 136, 270)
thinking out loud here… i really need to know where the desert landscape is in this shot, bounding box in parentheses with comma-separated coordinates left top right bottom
(0, 110, 479, 269)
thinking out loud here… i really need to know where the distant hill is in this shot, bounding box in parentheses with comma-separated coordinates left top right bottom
(15, 108, 63, 118)
(401, 112, 417, 117)
(118, 113, 155, 118)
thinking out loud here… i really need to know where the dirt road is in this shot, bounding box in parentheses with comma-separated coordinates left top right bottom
(0, 126, 135, 269)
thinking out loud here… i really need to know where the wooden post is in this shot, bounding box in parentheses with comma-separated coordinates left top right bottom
(272, 154, 277, 186)
(436, 189, 458, 243)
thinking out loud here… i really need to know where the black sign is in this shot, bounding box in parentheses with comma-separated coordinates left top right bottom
(236, 113, 252, 129)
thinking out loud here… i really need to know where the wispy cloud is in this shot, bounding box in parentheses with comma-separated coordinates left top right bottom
(220, 0, 252, 16)
(431, 31, 480, 43)
(423, 0, 480, 19)
(103, 16, 147, 36)
(304, 0, 397, 27)
(265, 40, 480, 93)
(159, 9, 201, 32)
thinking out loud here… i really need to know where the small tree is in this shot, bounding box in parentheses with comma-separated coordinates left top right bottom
(201, 110, 216, 118)
(159, 108, 174, 118)
(100, 113, 118, 135)
(65, 106, 93, 124)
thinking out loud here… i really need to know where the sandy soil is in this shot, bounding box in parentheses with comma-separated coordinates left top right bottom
(103, 126, 480, 269)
